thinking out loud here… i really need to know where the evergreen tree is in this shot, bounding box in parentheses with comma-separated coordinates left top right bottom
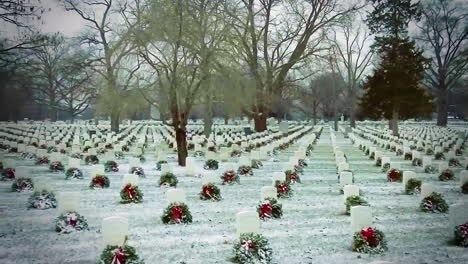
(360, 0, 433, 135)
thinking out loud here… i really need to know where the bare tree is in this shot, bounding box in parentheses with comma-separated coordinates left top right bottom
(57, 46, 97, 121)
(330, 17, 374, 128)
(19, 33, 68, 121)
(225, 0, 361, 131)
(132, 0, 228, 166)
(416, 0, 468, 126)
(62, 0, 138, 132)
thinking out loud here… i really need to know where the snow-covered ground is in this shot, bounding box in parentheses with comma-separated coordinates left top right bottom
(0, 128, 467, 263)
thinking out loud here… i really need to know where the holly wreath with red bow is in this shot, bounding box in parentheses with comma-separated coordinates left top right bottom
(199, 183, 222, 201)
(99, 244, 144, 264)
(161, 202, 192, 224)
(257, 198, 282, 220)
(120, 184, 143, 204)
(352, 227, 387, 254)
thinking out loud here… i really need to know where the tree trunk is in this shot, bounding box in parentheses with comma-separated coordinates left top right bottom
(334, 112, 338, 131)
(350, 104, 356, 128)
(388, 119, 392, 130)
(203, 98, 213, 137)
(224, 116, 229, 125)
(254, 114, 267, 132)
(436, 91, 448, 127)
(392, 108, 399, 136)
(111, 111, 120, 133)
(175, 127, 188, 166)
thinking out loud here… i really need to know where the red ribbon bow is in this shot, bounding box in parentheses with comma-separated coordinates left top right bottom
(171, 205, 183, 223)
(225, 172, 234, 182)
(278, 184, 288, 194)
(260, 203, 272, 218)
(124, 185, 134, 199)
(111, 247, 126, 264)
(93, 177, 104, 187)
(203, 185, 213, 197)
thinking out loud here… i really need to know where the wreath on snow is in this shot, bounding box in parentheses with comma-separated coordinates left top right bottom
(85, 155, 99, 165)
(99, 244, 145, 264)
(49, 161, 65, 172)
(251, 159, 263, 169)
(99, 162, 116, 173)
(11, 177, 33, 192)
(285, 170, 301, 184)
(129, 167, 145, 177)
(1, 168, 15, 181)
(257, 198, 282, 220)
(438, 169, 454, 181)
(412, 158, 422, 167)
(120, 184, 143, 204)
(36, 156, 50, 165)
(298, 159, 308, 168)
(424, 165, 437, 174)
(156, 160, 168, 171)
(434, 152, 445, 160)
(65, 168, 83, 180)
(381, 163, 390, 173)
(405, 178, 421, 195)
(55, 211, 89, 234)
(386, 169, 402, 182)
(345, 195, 369, 215)
(232, 233, 273, 264)
(159, 172, 178, 187)
(449, 158, 461, 167)
(352, 227, 388, 254)
(221, 170, 240, 185)
(404, 152, 412, 161)
(237, 165, 253, 176)
(199, 183, 222, 201)
(420, 192, 449, 213)
(231, 150, 242, 158)
(375, 157, 382, 167)
(462, 182, 468, 194)
(161, 202, 192, 224)
(28, 190, 57, 209)
(275, 180, 292, 198)
(90, 175, 110, 189)
(203, 159, 219, 170)
(454, 222, 468, 247)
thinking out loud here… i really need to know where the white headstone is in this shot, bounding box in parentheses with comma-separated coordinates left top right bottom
(57, 192, 80, 214)
(460, 170, 468, 185)
(260, 186, 277, 200)
(236, 211, 260, 235)
(167, 189, 186, 203)
(92, 164, 105, 176)
(343, 185, 360, 200)
(34, 177, 51, 192)
(201, 172, 217, 185)
(122, 174, 139, 186)
(420, 183, 434, 198)
(15, 166, 30, 178)
(102, 216, 128, 246)
(351, 206, 372, 233)
(340, 171, 353, 187)
(449, 202, 468, 232)
(272, 172, 285, 185)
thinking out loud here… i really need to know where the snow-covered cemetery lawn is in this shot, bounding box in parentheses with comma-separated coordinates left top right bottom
(0, 121, 467, 264)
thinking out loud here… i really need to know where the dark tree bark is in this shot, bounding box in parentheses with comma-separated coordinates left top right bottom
(175, 127, 188, 166)
(436, 90, 448, 127)
(254, 114, 267, 132)
(111, 111, 120, 133)
(391, 107, 399, 136)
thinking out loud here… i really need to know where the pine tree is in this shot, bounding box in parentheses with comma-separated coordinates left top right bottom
(360, 0, 433, 135)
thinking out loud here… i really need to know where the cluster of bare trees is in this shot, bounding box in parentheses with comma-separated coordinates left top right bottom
(1, 0, 467, 164)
